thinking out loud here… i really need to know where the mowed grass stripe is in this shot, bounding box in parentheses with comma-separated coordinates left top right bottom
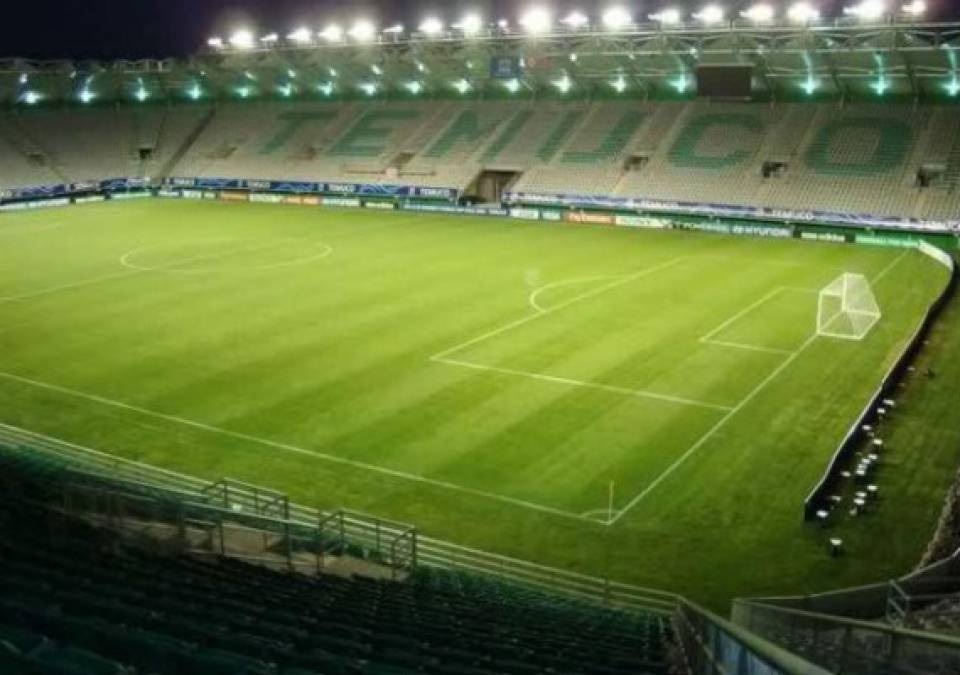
(0, 201, 955, 609)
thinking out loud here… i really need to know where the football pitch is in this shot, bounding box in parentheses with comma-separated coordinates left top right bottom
(1, 199, 958, 607)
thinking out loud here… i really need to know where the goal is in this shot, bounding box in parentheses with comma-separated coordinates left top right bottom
(816, 273, 881, 341)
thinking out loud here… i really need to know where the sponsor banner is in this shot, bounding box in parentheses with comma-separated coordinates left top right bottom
(365, 200, 397, 210)
(181, 190, 204, 200)
(541, 210, 563, 222)
(322, 197, 361, 208)
(0, 198, 71, 211)
(271, 181, 320, 194)
(100, 177, 149, 192)
(856, 233, 919, 248)
(919, 241, 953, 269)
(730, 223, 792, 238)
(505, 191, 959, 234)
(249, 193, 284, 204)
(282, 196, 304, 206)
(414, 186, 457, 200)
(71, 181, 99, 193)
(325, 182, 359, 195)
(566, 211, 614, 225)
(110, 191, 151, 201)
(615, 215, 669, 229)
(510, 207, 541, 221)
(302, 196, 321, 206)
(220, 191, 249, 202)
(74, 195, 107, 204)
(169, 177, 196, 188)
(158, 189, 181, 198)
(800, 231, 849, 244)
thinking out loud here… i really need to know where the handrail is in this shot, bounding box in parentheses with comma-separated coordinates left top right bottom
(733, 599, 960, 650)
(0, 421, 676, 613)
(677, 599, 833, 675)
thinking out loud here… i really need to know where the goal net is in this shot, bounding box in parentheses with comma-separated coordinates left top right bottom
(817, 273, 881, 340)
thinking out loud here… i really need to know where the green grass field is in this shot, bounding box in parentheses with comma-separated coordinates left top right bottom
(1, 199, 958, 609)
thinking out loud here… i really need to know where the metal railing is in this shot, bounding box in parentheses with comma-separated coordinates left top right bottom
(732, 599, 960, 675)
(0, 421, 676, 613)
(676, 599, 832, 675)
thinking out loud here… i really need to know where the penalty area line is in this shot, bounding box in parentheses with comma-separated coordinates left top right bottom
(435, 356, 734, 412)
(609, 333, 819, 525)
(0, 369, 597, 525)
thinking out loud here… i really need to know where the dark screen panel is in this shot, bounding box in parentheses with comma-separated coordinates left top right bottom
(695, 66, 753, 98)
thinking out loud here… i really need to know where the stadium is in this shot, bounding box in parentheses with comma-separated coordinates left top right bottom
(1, 0, 960, 672)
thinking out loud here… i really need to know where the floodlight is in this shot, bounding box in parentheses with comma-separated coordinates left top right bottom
(561, 11, 589, 29)
(694, 5, 726, 24)
(229, 29, 255, 49)
(382, 24, 404, 35)
(22, 91, 41, 105)
(359, 82, 378, 96)
(187, 84, 202, 101)
(844, 1, 887, 20)
(320, 24, 344, 41)
(371, 64, 383, 75)
(135, 87, 149, 102)
(497, 18, 510, 29)
(318, 82, 335, 96)
(207, 37, 224, 49)
(419, 17, 444, 35)
(602, 7, 632, 29)
(349, 19, 377, 42)
(287, 27, 313, 43)
(19, 73, 28, 84)
(405, 81, 423, 94)
(453, 78, 472, 94)
(787, 2, 820, 23)
(519, 8, 552, 34)
(741, 4, 775, 22)
(259, 33, 279, 45)
(79, 89, 96, 103)
(611, 75, 627, 93)
(278, 83, 294, 97)
(553, 74, 572, 93)
(649, 8, 683, 24)
(454, 14, 484, 35)
(901, 0, 926, 16)
(945, 77, 960, 97)
(504, 78, 521, 93)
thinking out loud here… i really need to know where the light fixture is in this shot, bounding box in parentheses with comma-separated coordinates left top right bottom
(320, 24, 344, 41)
(787, 2, 820, 23)
(553, 74, 573, 94)
(453, 14, 484, 36)
(694, 5, 726, 24)
(135, 87, 149, 102)
(318, 82, 335, 96)
(287, 27, 313, 43)
(359, 82, 378, 96)
(901, 0, 926, 16)
(519, 8, 552, 34)
(844, 1, 887, 20)
(382, 24, 404, 35)
(259, 33, 279, 44)
(649, 8, 683, 25)
(229, 29, 256, 49)
(79, 89, 96, 104)
(602, 7, 632, 30)
(561, 11, 589, 29)
(207, 37, 224, 49)
(419, 17, 444, 35)
(504, 78, 521, 93)
(741, 4, 775, 22)
(187, 84, 202, 101)
(611, 75, 627, 93)
(22, 91, 41, 105)
(453, 78, 472, 94)
(371, 64, 383, 75)
(349, 20, 377, 42)
(405, 81, 423, 94)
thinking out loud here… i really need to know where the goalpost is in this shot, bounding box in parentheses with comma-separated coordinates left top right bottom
(816, 273, 882, 341)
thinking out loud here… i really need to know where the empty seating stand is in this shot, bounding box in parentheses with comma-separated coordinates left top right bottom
(0, 499, 672, 675)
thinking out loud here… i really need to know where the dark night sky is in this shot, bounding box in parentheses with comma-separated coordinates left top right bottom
(1, 0, 957, 60)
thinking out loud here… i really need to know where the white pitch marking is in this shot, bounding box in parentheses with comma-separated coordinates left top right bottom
(699, 287, 786, 344)
(120, 238, 333, 273)
(528, 276, 622, 314)
(610, 332, 820, 524)
(0, 370, 597, 524)
(608, 250, 914, 523)
(436, 356, 734, 412)
(431, 256, 688, 362)
(700, 340, 793, 355)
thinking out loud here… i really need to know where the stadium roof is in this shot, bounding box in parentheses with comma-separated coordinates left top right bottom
(2, 19, 959, 105)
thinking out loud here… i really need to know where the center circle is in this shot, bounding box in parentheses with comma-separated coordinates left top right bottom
(119, 237, 333, 274)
